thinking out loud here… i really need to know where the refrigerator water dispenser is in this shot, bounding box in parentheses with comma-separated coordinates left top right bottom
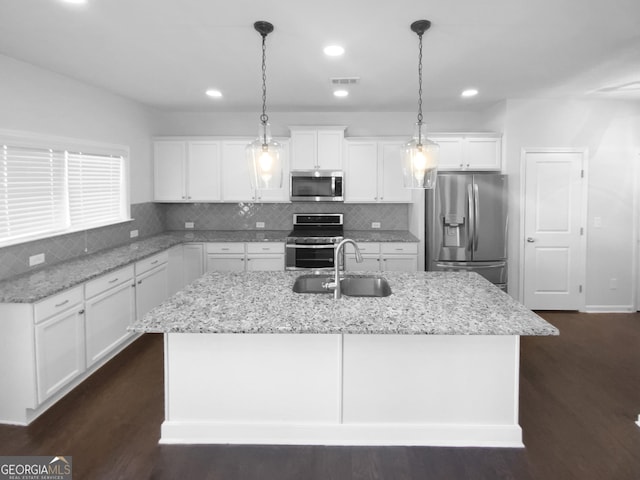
(443, 214, 465, 247)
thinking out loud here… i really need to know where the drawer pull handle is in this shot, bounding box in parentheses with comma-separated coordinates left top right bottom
(395, 248, 403, 251)
(55, 299, 69, 307)
(151, 260, 159, 265)
(221, 248, 230, 251)
(108, 277, 119, 284)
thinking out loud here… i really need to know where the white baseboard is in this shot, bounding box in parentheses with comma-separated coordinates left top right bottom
(160, 421, 524, 448)
(584, 305, 635, 313)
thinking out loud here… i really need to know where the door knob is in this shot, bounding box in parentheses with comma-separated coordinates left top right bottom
(527, 237, 535, 243)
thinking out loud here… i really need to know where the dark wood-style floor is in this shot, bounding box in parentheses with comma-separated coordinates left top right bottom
(1, 312, 640, 479)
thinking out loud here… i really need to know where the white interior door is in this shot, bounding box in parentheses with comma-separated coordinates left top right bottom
(522, 149, 586, 310)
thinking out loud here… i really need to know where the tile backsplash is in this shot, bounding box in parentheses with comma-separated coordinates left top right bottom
(163, 202, 409, 232)
(0, 201, 408, 281)
(0, 203, 165, 281)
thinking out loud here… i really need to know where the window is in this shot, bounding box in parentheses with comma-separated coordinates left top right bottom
(0, 134, 129, 247)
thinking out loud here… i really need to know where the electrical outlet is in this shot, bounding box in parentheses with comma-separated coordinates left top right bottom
(371, 222, 381, 229)
(256, 221, 265, 229)
(185, 222, 195, 229)
(29, 253, 45, 267)
(130, 229, 139, 238)
(610, 278, 618, 289)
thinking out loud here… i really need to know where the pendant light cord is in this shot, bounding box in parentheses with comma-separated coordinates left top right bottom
(416, 30, 424, 146)
(260, 32, 269, 145)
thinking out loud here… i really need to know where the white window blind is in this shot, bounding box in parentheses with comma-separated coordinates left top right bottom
(0, 145, 68, 243)
(0, 139, 128, 248)
(67, 151, 125, 229)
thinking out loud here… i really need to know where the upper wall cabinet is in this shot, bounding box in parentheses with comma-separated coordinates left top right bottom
(344, 139, 411, 203)
(154, 140, 221, 202)
(289, 126, 345, 170)
(429, 134, 502, 171)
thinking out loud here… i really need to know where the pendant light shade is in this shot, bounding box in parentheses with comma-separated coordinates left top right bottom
(402, 20, 439, 189)
(247, 21, 282, 191)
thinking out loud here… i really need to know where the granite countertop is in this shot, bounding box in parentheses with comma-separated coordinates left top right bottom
(131, 271, 558, 336)
(0, 229, 417, 303)
(343, 230, 418, 242)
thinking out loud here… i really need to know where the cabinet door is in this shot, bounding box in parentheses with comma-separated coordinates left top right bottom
(35, 308, 85, 404)
(167, 245, 184, 296)
(206, 255, 246, 272)
(345, 255, 381, 271)
(317, 130, 344, 169)
(431, 137, 464, 171)
(85, 281, 135, 367)
(345, 142, 378, 202)
(154, 141, 186, 201)
(183, 243, 204, 285)
(135, 264, 169, 321)
(188, 141, 221, 201)
(290, 130, 317, 170)
(382, 255, 418, 272)
(463, 136, 502, 170)
(246, 255, 284, 271)
(379, 141, 412, 202)
(221, 140, 254, 202)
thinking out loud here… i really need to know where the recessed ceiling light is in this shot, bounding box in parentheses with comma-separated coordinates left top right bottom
(205, 89, 223, 98)
(461, 88, 479, 98)
(61, 0, 88, 4)
(324, 45, 345, 57)
(333, 90, 349, 98)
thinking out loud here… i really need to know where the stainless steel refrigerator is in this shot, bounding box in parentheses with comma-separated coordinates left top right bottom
(425, 173, 508, 291)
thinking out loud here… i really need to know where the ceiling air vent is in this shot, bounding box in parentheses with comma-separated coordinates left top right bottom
(330, 77, 361, 86)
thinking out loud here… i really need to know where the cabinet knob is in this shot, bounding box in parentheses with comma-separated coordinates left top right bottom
(380, 196, 383, 200)
(466, 163, 470, 168)
(79, 309, 85, 315)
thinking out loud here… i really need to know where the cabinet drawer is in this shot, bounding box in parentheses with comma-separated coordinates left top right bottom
(135, 251, 169, 275)
(206, 242, 245, 254)
(354, 242, 380, 254)
(34, 286, 83, 324)
(85, 265, 134, 299)
(381, 243, 418, 254)
(246, 242, 285, 254)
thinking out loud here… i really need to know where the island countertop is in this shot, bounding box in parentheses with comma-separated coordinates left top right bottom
(130, 271, 558, 336)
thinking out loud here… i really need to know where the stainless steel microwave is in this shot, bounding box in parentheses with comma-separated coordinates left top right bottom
(290, 170, 344, 202)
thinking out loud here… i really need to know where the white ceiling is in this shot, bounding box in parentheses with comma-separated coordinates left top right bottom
(1, 0, 639, 113)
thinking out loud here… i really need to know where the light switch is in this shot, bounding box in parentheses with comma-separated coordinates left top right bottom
(185, 222, 195, 229)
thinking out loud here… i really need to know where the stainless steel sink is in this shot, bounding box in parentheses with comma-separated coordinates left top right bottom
(292, 274, 392, 297)
(340, 275, 392, 297)
(292, 275, 333, 294)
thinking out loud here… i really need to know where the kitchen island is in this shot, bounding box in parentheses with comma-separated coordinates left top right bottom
(131, 270, 557, 447)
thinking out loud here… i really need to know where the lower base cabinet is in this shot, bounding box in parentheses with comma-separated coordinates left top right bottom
(206, 242, 285, 273)
(345, 242, 418, 272)
(35, 307, 85, 405)
(85, 280, 135, 368)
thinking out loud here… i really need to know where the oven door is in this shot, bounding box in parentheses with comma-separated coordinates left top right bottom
(285, 243, 339, 271)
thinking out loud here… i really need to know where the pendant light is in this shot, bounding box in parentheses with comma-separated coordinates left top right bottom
(247, 21, 282, 190)
(401, 20, 439, 189)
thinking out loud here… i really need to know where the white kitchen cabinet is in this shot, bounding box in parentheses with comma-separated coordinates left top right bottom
(221, 139, 290, 203)
(246, 242, 285, 271)
(345, 242, 418, 272)
(153, 140, 221, 202)
(290, 127, 345, 170)
(344, 139, 411, 203)
(183, 243, 204, 285)
(84, 266, 135, 367)
(135, 252, 169, 321)
(35, 307, 85, 405)
(206, 242, 284, 272)
(430, 134, 502, 171)
(33, 287, 86, 406)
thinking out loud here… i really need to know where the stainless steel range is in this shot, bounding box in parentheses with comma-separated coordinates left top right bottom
(285, 213, 344, 271)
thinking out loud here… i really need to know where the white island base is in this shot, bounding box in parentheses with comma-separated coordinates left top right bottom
(161, 333, 523, 448)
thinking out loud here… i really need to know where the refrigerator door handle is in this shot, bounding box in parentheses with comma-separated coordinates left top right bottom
(435, 261, 506, 269)
(473, 183, 480, 251)
(467, 184, 474, 252)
